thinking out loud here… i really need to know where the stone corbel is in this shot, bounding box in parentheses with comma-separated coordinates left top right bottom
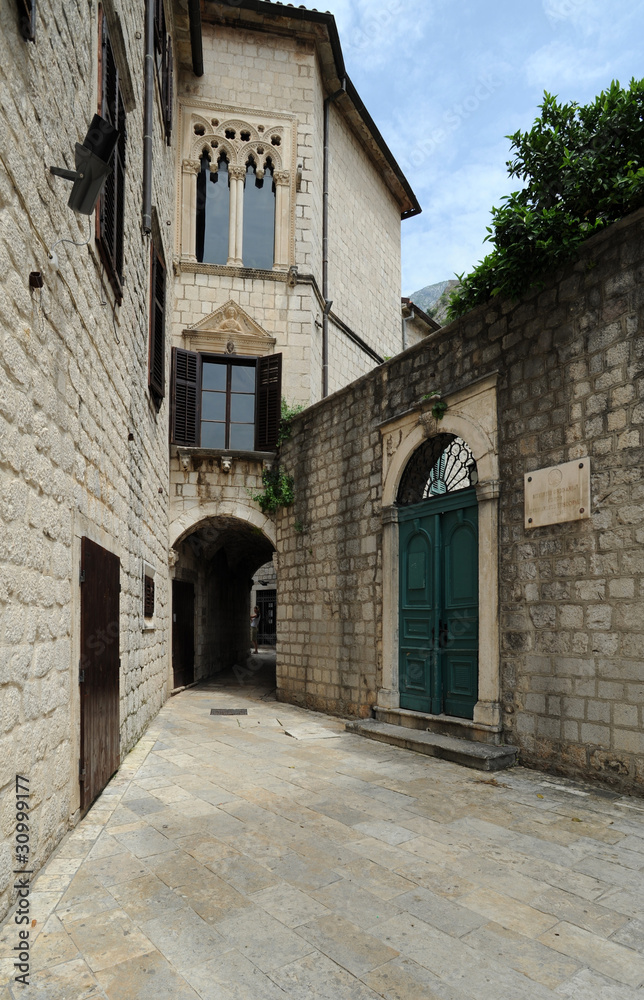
(168, 549, 179, 570)
(177, 450, 192, 473)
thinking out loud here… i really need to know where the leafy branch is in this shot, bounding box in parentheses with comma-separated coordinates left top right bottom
(447, 78, 644, 319)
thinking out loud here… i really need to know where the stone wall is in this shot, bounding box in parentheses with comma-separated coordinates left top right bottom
(0, 0, 175, 922)
(327, 100, 404, 371)
(277, 208, 644, 792)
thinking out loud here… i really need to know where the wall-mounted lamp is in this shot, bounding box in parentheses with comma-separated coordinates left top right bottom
(50, 114, 118, 215)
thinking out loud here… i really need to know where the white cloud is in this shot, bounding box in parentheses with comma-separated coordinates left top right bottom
(524, 40, 612, 89)
(402, 146, 513, 294)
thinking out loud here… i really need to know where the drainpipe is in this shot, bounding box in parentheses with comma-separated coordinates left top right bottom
(188, 0, 204, 77)
(322, 81, 346, 398)
(142, 0, 154, 234)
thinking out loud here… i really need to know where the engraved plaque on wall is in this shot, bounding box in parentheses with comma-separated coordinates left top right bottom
(525, 458, 591, 529)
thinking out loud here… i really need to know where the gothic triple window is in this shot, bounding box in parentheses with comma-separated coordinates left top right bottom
(182, 107, 293, 271)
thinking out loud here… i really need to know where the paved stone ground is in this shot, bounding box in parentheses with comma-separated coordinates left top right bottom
(3, 660, 644, 999)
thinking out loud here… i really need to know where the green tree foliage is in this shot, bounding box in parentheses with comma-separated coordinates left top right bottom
(447, 79, 644, 319)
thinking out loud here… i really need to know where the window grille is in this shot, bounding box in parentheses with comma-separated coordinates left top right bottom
(398, 434, 478, 505)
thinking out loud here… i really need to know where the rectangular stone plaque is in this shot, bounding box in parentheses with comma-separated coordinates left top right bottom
(525, 458, 591, 529)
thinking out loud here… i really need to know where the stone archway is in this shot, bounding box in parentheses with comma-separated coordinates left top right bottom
(378, 373, 501, 735)
(170, 508, 277, 687)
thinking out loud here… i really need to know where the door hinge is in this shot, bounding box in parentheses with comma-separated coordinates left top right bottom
(79, 664, 85, 683)
(79, 568, 85, 584)
(79, 760, 86, 781)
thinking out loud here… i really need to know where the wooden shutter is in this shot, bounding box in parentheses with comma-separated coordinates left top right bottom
(171, 348, 201, 446)
(97, 15, 126, 303)
(163, 36, 173, 143)
(255, 353, 282, 451)
(149, 243, 165, 404)
(15, 0, 36, 40)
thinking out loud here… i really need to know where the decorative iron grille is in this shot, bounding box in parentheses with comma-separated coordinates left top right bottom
(397, 434, 477, 505)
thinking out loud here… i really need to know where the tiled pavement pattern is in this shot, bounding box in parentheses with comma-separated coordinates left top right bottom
(3, 666, 644, 999)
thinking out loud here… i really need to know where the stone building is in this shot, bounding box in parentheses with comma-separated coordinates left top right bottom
(277, 207, 644, 793)
(0, 0, 181, 922)
(0, 0, 419, 922)
(167, 0, 420, 684)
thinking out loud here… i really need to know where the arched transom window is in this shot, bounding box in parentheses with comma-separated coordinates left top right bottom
(397, 434, 478, 505)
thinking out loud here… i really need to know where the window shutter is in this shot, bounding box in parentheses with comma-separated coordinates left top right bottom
(256, 353, 282, 451)
(163, 36, 173, 143)
(97, 15, 126, 303)
(171, 348, 200, 446)
(149, 244, 165, 404)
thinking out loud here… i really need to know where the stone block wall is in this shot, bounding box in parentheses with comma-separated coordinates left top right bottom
(0, 0, 175, 922)
(328, 101, 404, 363)
(278, 208, 644, 792)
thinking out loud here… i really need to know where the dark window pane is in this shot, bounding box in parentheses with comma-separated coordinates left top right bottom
(230, 393, 255, 422)
(202, 362, 227, 391)
(201, 391, 226, 421)
(242, 163, 275, 270)
(231, 365, 255, 392)
(229, 423, 255, 450)
(201, 422, 226, 448)
(196, 156, 229, 265)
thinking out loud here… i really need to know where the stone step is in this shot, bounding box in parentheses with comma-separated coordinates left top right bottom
(345, 719, 519, 772)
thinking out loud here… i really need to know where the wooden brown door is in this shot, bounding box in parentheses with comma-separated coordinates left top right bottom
(172, 580, 195, 689)
(79, 537, 120, 814)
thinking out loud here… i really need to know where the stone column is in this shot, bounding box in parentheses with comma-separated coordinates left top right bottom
(378, 505, 400, 709)
(273, 171, 291, 269)
(229, 166, 246, 266)
(181, 159, 200, 262)
(227, 166, 239, 266)
(473, 478, 501, 727)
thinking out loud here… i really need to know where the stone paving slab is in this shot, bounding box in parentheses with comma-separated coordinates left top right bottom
(3, 670, 644, 998)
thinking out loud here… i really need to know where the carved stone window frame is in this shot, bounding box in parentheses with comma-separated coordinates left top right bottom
(378, 372, 501, 730)
(177, 99, 297, 272)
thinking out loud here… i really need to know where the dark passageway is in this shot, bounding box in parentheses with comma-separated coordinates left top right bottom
(171, 516, 276, 687)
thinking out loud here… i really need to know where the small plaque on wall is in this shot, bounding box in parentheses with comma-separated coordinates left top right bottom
(525, 458, 591, 529)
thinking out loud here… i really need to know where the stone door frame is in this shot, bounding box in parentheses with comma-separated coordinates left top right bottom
(378, 372, 501, 727)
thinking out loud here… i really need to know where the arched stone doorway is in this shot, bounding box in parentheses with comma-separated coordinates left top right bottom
(397, 434, 479, 719)
(378, 374, 501, 738)
(170, 512, 276, 688)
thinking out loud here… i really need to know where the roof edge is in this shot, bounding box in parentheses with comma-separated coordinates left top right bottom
(202, 0, 421, 218)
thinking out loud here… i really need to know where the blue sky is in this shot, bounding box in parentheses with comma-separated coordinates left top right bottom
(295, 0, 644, 295)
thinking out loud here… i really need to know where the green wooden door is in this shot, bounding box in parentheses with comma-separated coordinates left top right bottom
(399, 490, 478, 719)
